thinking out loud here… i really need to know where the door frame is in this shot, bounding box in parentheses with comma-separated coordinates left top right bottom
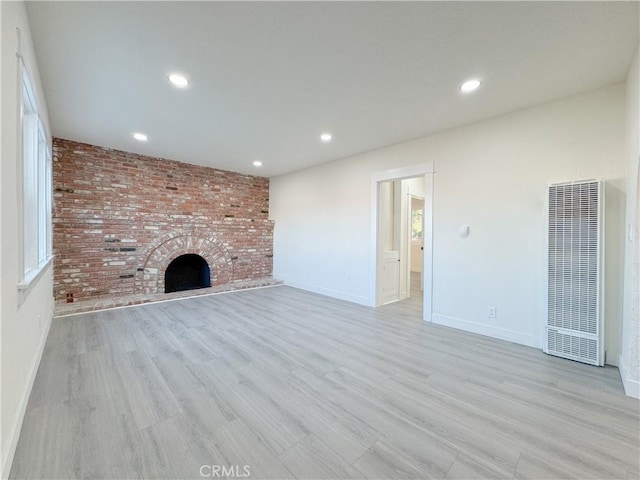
(370, 162, 434, 321)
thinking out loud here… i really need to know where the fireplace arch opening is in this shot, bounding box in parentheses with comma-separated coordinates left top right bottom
(164, 254, 211, 293)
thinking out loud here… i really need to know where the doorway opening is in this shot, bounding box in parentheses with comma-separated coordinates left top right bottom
(371, 163, 433, 321)
(409, 194, 424, 295)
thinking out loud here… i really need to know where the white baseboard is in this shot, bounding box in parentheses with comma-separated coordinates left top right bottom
(278, 277, 370, 306)
(432, 313, 541, 349)
(1, 301, 54, 480)
(618, 355, 640, 399)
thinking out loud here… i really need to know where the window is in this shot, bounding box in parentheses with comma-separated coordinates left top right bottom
(20, 60, 52, 287)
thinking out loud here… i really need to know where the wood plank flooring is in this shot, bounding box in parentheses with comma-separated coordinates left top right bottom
(10, 283, 639, 479)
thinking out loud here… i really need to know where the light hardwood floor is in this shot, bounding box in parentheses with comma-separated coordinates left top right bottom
(10, 283, 639, 479)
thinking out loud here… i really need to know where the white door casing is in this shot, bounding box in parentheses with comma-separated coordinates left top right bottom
(371, 162, 434, 321)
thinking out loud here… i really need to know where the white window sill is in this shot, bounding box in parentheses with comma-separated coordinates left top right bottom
(17, 257, 53, 304)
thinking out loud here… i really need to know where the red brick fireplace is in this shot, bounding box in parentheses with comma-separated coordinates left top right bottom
(52, 138, 275, 312)
(135, 230, 231, 294)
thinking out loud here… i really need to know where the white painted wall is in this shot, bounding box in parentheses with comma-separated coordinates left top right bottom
(1, 2, 54, 477)
(403, 177, 425, 199)
(271, 83, 627, 361)
(620, 46, 640, 398)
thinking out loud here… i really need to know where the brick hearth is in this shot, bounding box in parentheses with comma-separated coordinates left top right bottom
(54, 277, 283, 317)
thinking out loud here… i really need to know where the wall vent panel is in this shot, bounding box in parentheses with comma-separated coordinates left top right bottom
(545, 180, 604, 366)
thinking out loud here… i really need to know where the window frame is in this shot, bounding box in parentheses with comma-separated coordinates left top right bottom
(17, 55, 53, 296)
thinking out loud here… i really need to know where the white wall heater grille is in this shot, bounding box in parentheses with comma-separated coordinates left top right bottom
(545, 180, 604, 366)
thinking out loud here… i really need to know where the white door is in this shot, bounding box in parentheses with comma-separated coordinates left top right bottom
(381, 250, 400, 304)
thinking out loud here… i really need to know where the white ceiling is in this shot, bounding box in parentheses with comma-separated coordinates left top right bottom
(27, 1, 639, 177)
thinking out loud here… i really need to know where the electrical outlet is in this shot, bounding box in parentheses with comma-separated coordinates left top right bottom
(487, 305, 497, 318)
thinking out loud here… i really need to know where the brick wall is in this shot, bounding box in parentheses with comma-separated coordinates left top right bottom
(53, 138, 273, 302)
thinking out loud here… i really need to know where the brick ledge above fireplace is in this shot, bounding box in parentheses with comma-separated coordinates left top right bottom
(54, 276, 282, 317)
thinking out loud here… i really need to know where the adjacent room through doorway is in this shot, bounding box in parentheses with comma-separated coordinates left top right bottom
(372, 163, 434, 321)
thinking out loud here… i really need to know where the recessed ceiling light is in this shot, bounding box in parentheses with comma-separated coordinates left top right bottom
(320, 133, 332, 143)
(253, 160, 263, 167)
(168, 73, 189, 88)
(133, 132, 148, 141)
(460, 79, 481, 93)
